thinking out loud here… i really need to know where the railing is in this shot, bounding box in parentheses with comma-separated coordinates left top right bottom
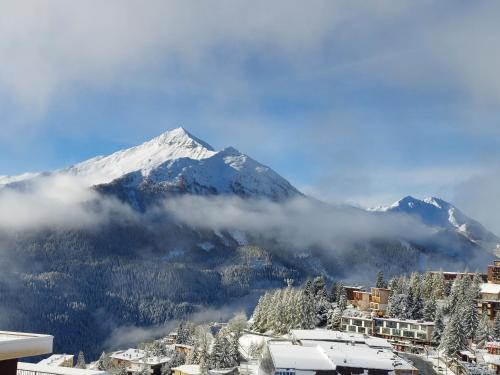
(18, 370, 59, 375)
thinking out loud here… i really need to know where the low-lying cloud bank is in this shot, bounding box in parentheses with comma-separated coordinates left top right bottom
(162, 195, 432, 251)
(0, 175, 449, 252)
(0, 175, 135, 231)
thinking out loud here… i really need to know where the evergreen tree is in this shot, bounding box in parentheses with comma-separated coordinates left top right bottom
(337, 292, 347, 312)
(403, 288, 415, 319)
(423, 297, 437, 322)
(303, 279, 313, 296)
(421, 272, 434, 299)
(329, 281, 338, 303)
(493, 313, 500, 340)
(461, 298, 479, 340)
(326, 308, 342, 331)
(440, 313, 467, 357)
(312, 276, 327, 298)
(376, 271, 387, 288)
(211, 329, 238, 369)
(411, 294, 424, 320)
(75, 351, 86, 369)
(432, 271, 446, 299)
(476, 315, 491, 349)
(115, 366, 128, 375)
(97, 352, 111, 371)
(432, 309, 445, 344)
(335, 282, 345, 303)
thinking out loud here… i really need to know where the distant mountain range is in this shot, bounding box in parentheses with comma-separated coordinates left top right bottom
(0, 128, 497, 359)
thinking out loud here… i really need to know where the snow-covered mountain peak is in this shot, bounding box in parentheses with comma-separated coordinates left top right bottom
(59, 128, 218, 185)
(375, 195, 499, 247)
(151, 127, 215, 151)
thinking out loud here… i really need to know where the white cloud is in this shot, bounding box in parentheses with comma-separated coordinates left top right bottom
(0, 175, 133, 230)
(2, 1, 500, 120)
(454, 166, 500, 237)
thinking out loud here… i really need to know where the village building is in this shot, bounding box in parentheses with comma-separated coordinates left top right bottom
(340, 316, 434, 352)
(370, 287, 391, 316)
(172, 364, 202, 375)
(265, 329, 418, 375)
(372, 317, 434, 350)
(340, 316, 374, 335)
(17, 362, 108, 375)
(484, 342, 500, 374)
(352, 291, 371, 311)
(109, 348, 170, 375)
(344, 286, 364, 306)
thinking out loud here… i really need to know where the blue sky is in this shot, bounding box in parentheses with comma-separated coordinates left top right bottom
(1, 1, 500, 229)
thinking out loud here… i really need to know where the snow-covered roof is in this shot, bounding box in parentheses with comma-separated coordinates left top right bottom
(291, 329, 392, 349)
(314, 341, 414, 371)
(0, 331, 53, 361)
(131, 354, 171, 366)
(18, 362, 108, 375)
(268, 344, 334, 371)
(364, 337, 393, 349)
(38, 354, 74, 367)
(481, 283, 500, 295)
(374, 317, 435, 326)
(172, 364, 202, 375)
(290, 329, 365, 343)
(110, 348, 145, 361)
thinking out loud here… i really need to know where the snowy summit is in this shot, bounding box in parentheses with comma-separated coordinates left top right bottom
(0, 127, 302, 202)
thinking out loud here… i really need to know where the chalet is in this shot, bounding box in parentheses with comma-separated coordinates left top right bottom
(109, 349, 170, 375)
(484, 342, 500, 374)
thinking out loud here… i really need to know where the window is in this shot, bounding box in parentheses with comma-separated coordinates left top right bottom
(374, 319, 384, 327)
(403, 331, 415, 338)
(392, 329, 402, 337)
(353, 319, 363, 326)
(348, 325, 357, 332)
(417, 332, 427, 340)
(382, 328, 391, 335)
(399, 323, 409, 330)
(358, 327, 366, 333)
(387, 321, 397, 329)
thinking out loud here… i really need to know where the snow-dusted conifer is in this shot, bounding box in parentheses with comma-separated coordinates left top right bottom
(376, 271, 387, 288)
(493, 314, 500, 341)
(326, 308, 342, 331)
(432, 308, 445, 344)
(476, 315, 491, 349)
(440, 313, 467, 357)
(76, 351, 86, 369)
(423, 297, 437, 321)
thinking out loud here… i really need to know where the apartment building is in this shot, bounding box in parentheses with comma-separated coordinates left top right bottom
(340, 316, 374, 335)
(340, 316, 434, 352)
(370, 287, 391, 316)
